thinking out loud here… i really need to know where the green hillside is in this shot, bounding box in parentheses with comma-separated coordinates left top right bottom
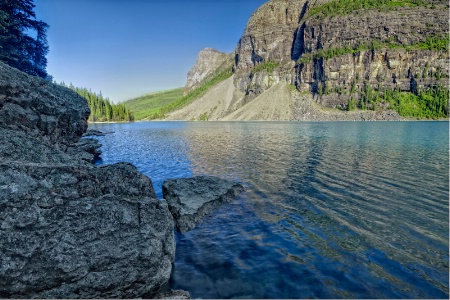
(123, 66, 233, 120)
(124, 88, 184, 120)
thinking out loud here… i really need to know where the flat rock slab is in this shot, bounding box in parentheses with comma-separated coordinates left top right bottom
(162, 176, 244, 232)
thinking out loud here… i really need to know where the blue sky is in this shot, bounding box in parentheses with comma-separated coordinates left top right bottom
(34, 0, 267, 103)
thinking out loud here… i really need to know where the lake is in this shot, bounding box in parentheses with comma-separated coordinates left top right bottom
(89, 121, 449, 299)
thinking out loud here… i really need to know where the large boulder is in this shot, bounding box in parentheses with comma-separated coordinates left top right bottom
(0, 62, 175, 298)
(0, 162, 175, 299)
(162, 176, 244, 232)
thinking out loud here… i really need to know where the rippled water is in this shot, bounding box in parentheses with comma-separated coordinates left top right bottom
(90, 121, 449, 299)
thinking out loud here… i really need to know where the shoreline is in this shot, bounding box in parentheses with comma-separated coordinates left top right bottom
(94, 118, 449, 124)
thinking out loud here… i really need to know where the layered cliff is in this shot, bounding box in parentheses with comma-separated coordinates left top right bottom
(233, 0, 304, 98)
(296, 0, 449, 108)
(173, 0, 448, 120)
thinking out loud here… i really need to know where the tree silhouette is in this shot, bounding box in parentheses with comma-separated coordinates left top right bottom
(0, 0, 49, 78)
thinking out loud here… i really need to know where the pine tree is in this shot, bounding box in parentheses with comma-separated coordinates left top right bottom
(0, 0, 49, 78)
(59, 82, 134, 122)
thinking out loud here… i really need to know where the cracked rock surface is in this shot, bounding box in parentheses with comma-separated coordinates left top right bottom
(0, 62, 175, 298)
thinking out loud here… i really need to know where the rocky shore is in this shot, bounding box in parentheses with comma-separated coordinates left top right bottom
(0, 62, 174, 298)
(0, 61, 245, 298)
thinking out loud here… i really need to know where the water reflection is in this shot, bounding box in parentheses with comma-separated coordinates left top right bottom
(90, 121, 449, 299)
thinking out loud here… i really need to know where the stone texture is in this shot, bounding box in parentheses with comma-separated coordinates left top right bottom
(0, 62, 90, 149)
(184, 48, 232, 94)
(67, 138, 103, 163)
(296, 3, 449, 106)
(0, 162, 174, 299)
(162, 176, 244, 233)
(231, 0, 448, 108)
(233, 0, 306, 98)
(0, 61, 175, 298)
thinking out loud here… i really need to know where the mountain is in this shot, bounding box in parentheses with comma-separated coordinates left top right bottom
(166, 0, 449, 121)
(184, 48, 233, 95)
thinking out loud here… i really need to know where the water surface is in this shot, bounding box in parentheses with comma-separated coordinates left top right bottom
(90, 121, 449, 299)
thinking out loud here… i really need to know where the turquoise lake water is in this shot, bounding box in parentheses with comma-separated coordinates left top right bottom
(90, 121, 449, 299)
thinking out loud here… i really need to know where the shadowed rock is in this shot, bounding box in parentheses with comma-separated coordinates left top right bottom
(0, 61, 175, 298)
(162, 176, 244, 232)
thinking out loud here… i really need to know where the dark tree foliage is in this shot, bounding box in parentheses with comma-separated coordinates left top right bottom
(60, 82, 134, 122)
(0, 0, 49, 78)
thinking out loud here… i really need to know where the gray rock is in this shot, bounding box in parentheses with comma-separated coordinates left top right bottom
(162, 176, 244, 232)
(0, 161, 175, 299)
(297, 4, 449, 106)
(231, 0, 448, 113)
(233, 0, 305, 97)
(0, 61, 175, 298)
(67, 138, 103, 163)
(0, 62, 90, 149)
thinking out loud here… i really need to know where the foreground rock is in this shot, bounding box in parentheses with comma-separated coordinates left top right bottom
(0, 61, 175, 298)
(162, 176, 244, 232)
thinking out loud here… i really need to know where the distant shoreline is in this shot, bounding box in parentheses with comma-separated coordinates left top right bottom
(88, 121, 134, 124)
(89, 118, 449, 124)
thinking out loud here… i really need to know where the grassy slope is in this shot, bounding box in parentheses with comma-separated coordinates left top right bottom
(123, 88, 184, 120)
(151, 67, 233, 120)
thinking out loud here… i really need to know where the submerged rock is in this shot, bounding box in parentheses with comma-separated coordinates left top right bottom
(162, 176, 244, 232)
(154, 290, 191, 299)
(0, 61, 175, 298)
(83, 129, 111, 137)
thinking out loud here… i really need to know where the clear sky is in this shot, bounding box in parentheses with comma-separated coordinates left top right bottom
(33, 0, 267, 103)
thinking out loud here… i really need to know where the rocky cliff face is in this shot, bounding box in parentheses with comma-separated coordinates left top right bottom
(296, 1, 449, 107)
(0, 62, 175, 298)
(233, 0, 306, 98)
(184, 48, 232, 94)
(180, 0, 448, 120)
(235, 0, 449, 101)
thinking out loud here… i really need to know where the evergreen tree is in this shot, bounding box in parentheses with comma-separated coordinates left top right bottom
(59, 83, 135, 122)
(0, 0, 49, 78)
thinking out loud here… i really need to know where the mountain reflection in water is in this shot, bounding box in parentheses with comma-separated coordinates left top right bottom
(91, 121, 449, 299)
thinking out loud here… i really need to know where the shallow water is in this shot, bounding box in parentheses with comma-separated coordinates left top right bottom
(90, 121, 449, 299)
